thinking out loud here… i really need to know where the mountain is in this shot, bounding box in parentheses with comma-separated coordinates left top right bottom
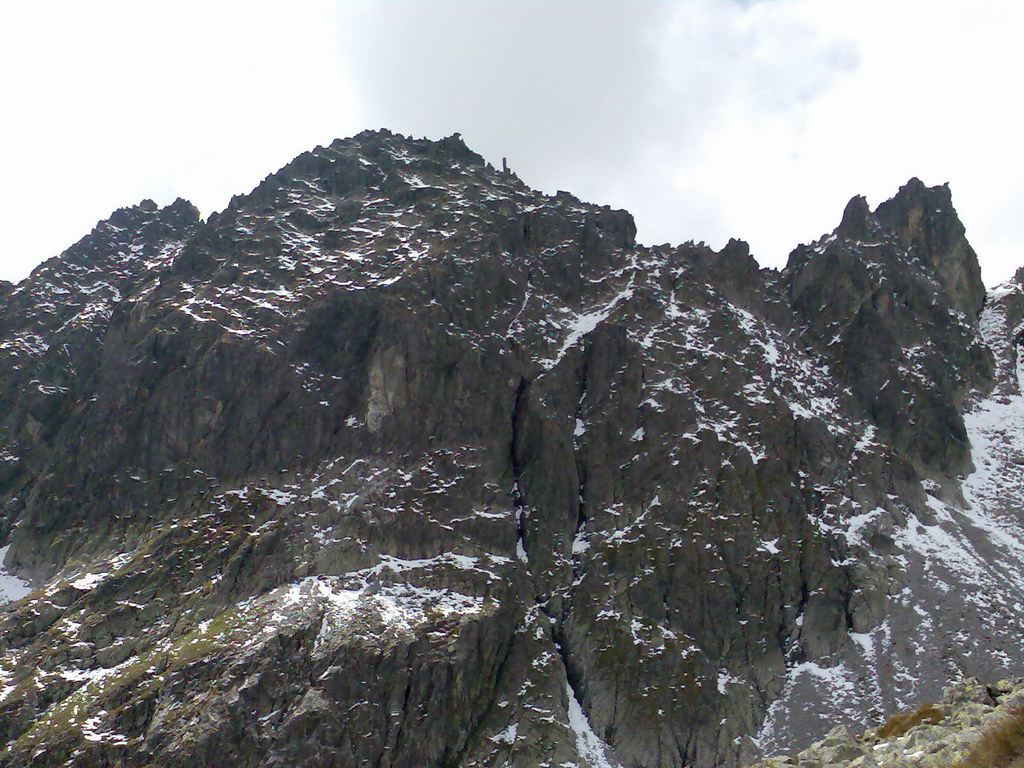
(1, 129, 1023, 768)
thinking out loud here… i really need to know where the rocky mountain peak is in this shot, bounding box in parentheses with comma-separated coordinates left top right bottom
(0, 133, 1020, 768)
(875, 177, 986, 318)
(783, 178, 992, 479)
(836, 194, 874, 239)
(227, 130, 499, 221)
(100, 196, 201, 236)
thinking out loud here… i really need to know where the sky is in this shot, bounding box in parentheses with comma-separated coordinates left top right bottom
(1, 0, 1021, 285)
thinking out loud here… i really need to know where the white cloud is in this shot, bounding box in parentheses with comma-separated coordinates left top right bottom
(336, 0, 1023, 282)
(1, 0, 1021, 285)
(766, 0, 1024, 281)
(0, 0, 358, 281)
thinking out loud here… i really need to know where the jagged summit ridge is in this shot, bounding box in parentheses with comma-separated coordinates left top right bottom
(786, 179, 991, 479)
(0, 131, 1021, 768)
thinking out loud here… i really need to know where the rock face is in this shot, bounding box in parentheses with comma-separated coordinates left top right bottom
(1, 130, 1023, 767)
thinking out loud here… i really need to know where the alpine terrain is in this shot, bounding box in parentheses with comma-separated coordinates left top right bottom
(2, 130, 1023, 768)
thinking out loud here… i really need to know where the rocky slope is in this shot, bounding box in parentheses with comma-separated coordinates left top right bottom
(1, 129, 1023, 767)
(748, 677, 1024, 767)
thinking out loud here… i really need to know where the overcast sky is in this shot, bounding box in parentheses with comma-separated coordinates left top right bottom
(1, 0, 1021, 285)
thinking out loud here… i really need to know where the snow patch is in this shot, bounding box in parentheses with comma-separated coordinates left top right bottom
(759, 538, 780, 555)
(516, 538, 529, 563)
(0, 545, 31, 603)
(81, 712, 130, 745)
(490, 722, 518, 745)
(70, 571, 107, 591)
(270, 574, 487, 640)
(565, 681, 620, 767)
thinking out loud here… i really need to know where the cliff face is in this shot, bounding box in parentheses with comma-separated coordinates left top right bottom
(0, 130, 1022, 768)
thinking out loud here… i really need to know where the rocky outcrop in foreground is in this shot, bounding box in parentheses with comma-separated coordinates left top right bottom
(749, 678, 1024, 768)
(2, 130, 1024, 767)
